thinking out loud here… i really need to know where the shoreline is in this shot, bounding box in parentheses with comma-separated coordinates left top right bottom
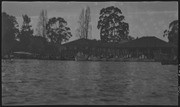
(2, 58, 177, 65)
(0, 58, 163, 62)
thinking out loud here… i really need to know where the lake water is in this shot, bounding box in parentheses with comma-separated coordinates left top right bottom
(2, 59, 178, 105)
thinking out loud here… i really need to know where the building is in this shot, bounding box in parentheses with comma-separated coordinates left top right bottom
(60, 36, 176, 61)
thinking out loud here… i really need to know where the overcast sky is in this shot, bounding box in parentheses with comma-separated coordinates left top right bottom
(2, 1, 178, 42)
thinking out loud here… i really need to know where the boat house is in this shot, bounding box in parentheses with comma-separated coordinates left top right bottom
(60, 36, 176, 61)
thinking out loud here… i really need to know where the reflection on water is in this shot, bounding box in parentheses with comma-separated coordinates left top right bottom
(2, 59, 178, 105)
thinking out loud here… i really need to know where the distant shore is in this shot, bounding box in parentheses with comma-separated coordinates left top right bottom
(0, 57, 159, 62)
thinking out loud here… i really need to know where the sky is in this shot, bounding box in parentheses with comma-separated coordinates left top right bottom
(2, 1, 178, 42)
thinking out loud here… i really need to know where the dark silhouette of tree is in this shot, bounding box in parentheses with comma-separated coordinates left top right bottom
(97, 6, 129, 43)
(163, 20, 178, 46)
(46, 17, 72, 44)
(2, 12, 19, 56)
(20, 14, 33, 36)
(18, 14, 33, 51)
(28, 36, 46, 55)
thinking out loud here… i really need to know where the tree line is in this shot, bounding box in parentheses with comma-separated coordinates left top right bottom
(2, 10, 72, 57)
(2, 6, 178, 58)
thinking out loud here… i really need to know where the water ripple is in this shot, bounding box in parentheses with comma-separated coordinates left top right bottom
(2, 60, 178, 105)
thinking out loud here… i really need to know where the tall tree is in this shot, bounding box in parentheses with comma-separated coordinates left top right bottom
(46, 17, 72, 44)
(97, 6, 129, 43)
(76, 8, 85, 39)
(76, 6, 91, 39)
(163, 20, 178, 46)
(2, 12, 19, 56)
(19, 14, 33, 51)
(36, 9, 48, 38)
(84, 6, 91, 39)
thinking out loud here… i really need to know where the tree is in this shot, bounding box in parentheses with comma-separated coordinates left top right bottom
(97, 6, 129, 43)
(28, 36, 46, 55)
(20, 14, 33, 36)
(18, 14, 33, 51)
(46, 17, 72, 44)
(163, 20, 178, 46)
(76, 6, 91, 39)
(2, 12, 19, 56)
(36, 9, 48, 38)
(76, 8, 85, 39)
(84, 6, 91, 39)
(163, 20, 178, 59)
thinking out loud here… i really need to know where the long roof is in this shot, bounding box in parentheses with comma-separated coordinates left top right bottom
(119, 36, 176, 48)
(62, 36, 176, 48)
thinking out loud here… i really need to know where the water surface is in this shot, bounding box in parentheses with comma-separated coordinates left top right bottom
(2, 59, 178, 105)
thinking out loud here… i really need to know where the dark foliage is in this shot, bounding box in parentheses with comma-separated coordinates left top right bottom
(28, 36, 46, 55)
(18, 14, 34, 51)
(163, 20, 178, 46)
(2, 12, 19, 56)
(97, 6, 129, 43)
(46, 17, 72, 44)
